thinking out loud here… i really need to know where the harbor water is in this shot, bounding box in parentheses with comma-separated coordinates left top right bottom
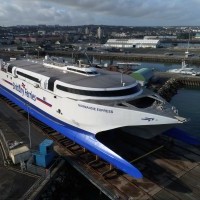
(108, 59, 200, 138)
(170, 88, 200, 138)
(139, 61, 200, 138)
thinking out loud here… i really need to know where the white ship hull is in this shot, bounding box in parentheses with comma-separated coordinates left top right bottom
(0, 70, 181, 137)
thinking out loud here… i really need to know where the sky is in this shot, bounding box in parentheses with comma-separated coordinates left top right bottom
(0, 0, 200, 27)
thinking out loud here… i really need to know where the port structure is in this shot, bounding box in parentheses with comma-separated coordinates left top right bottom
(0, 94, 200, 200)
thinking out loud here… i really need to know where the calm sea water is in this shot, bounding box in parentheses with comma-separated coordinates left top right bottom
(170, 88, 200, 138)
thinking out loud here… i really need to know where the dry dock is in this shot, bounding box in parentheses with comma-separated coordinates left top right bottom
(0, 104, 44, 200)
(0, 94, 200, 200)
(0, 97, 65, 200)
(0, 165, 40, 200)
(54, 132, 200, 200)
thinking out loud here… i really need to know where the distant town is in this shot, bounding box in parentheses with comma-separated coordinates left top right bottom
(1, 25, 200, 60)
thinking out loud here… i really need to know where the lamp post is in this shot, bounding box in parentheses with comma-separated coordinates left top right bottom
(37, 46, 41, 59)
(72, 52, 74, 63)
(120, 70, 124, 85)
(27, 104, 32, 149)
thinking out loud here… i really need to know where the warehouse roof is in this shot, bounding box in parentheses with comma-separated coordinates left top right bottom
(106, 39, 160, 45)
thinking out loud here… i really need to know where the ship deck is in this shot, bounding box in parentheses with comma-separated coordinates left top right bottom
(9, 59, 136, 88)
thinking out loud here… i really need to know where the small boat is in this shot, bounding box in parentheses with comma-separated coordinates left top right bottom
(168, 60, 200, 76)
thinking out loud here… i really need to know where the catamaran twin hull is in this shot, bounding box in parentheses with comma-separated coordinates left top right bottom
(0, 79, 144, 178)
(0, 58, 186, 178)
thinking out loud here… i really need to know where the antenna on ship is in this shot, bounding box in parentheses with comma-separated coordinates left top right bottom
(185, 29, 191, 58)
(84, 50, 92, 66)
(71, 47, 76, 63)
(120, 69, 125, 86)
(182, 29, 191, 69)
(181, 59, 187, 69)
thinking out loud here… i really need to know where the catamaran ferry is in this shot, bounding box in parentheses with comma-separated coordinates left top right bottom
(0, 56, 186, 178)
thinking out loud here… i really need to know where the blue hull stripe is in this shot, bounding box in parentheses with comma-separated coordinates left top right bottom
(0, 84, 143, 178)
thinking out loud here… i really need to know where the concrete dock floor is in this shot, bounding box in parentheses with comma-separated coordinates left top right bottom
(0, 166, 38, 200)
(0, 99, 47, 200)
(0, 99, 46, 149)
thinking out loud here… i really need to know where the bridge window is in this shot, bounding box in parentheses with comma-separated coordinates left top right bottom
(128, 97, 156, 108)
(56, 84, 141, 97)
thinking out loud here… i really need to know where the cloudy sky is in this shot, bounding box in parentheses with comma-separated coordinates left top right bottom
(1, 0, 200, 26)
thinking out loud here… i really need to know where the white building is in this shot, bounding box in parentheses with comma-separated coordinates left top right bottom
(85, 27, 89, 35)
(111, 32, 127, 37)
(104, 39, 160, 48)
(38, 30, 46, 35)
(97, 27, 102, 39)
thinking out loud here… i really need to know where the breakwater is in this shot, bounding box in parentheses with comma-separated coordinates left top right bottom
(149, 72, 200, 101)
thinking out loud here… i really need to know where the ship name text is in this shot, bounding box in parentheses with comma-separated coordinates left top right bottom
(13, 82, 37, 101)
(78, 104, 113, 114)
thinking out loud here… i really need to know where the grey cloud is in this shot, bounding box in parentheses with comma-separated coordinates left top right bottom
(0, 0, 200, 26)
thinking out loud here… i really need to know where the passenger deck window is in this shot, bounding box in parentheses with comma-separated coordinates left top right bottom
(7, 65, 14, 73)
(17, 71, 40, 83)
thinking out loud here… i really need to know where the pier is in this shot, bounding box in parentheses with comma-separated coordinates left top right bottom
(46, 51, 194, 64)
(2, 48, 200, 64)
(0, 94, 200, 200)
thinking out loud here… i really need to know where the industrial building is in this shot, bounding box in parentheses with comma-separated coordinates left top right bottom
(104, 38, 160, 48)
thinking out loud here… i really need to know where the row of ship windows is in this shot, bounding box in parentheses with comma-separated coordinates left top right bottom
(56, 84, 140, 97)
(8, 65, 40, 83)
(16, 71, 40, 83)
(8, 66, 140, 97)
